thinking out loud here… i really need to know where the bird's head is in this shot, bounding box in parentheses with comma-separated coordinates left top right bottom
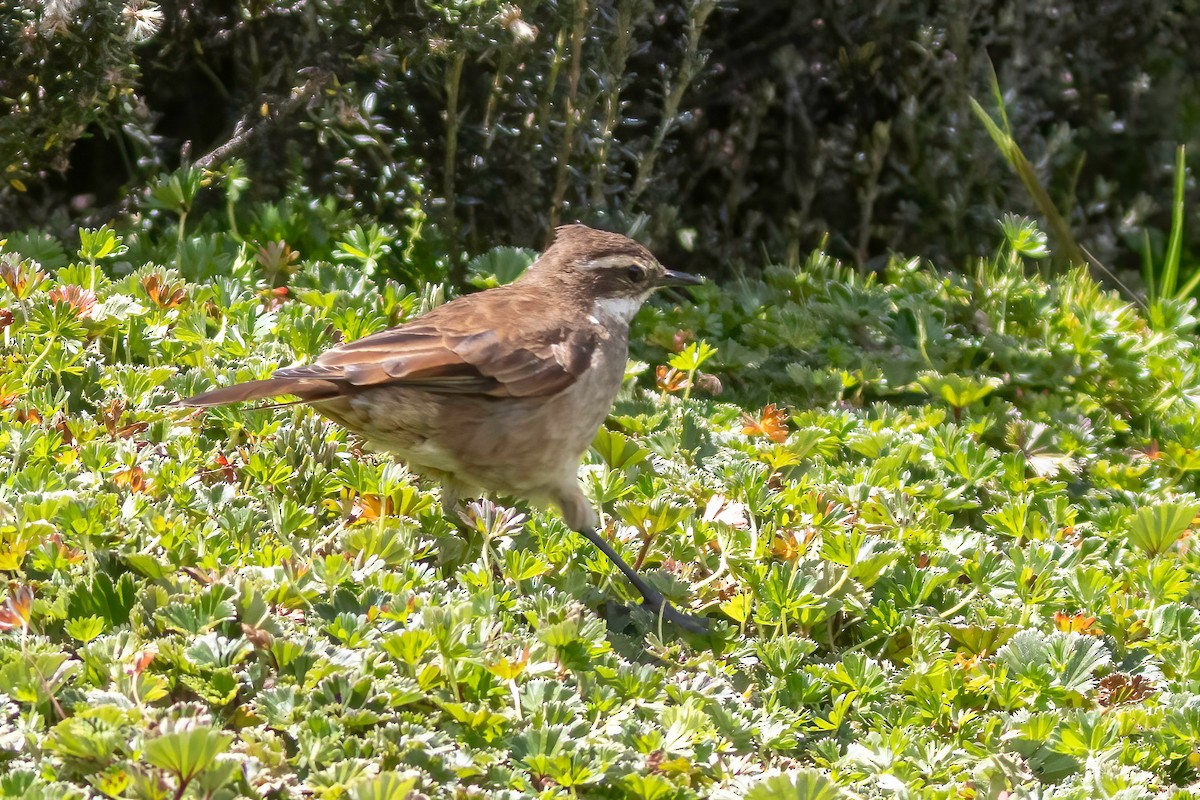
(522, 223, 704, 324)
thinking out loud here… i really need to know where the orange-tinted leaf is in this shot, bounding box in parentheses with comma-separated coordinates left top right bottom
(951, 651, 982, 670)
(45, 534, 84, 566)
(241, 623, 274, 649)
(100, 399, 126, 437)
(1135, 440, 1161, 461)
(655, 365, 690, 394)
(142, 274, 187, 309)
(0, 585, 34, 632)
(771, 529, 815, 561)
(741, 403, 789, 443)
(255, 241, 300, 278)
(1053, 611, 1103, 636)
(1097, 673, 1155, 707)
(213, 452, 238, 483)
(114, 467, 147, 493)
(0, 255, 46, 297)
(101, 399, 150, 439)
(127, 648, 156, 676)
(47, 284, 98, 318)
(116, 421, 149, 438)
(487, 646, 531, 681)
(352, 493, 393, 522)
(260, 286, 290, 311)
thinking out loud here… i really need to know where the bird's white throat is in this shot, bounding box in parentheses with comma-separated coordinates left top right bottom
(591, 295, 644, 325)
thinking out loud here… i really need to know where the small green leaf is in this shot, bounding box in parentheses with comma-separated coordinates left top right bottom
(1126, 501, 1200, 556)
(720, 593, 752, 624)
(592, 428, 651, 471)
(382, 629, 437, 668)
(349, 771, 420, 800)
(144, 725, 231, 784)
(467, 246, 536, 287)
(78, 226, 126, 263)
(621, 773, 678, 800)
(745, 769, 856, 800)
(917, 371, 1003, 409)
(668, 340, 717, 372)
(64, 615, 106, 643)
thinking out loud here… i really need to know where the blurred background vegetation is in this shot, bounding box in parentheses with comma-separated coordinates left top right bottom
(2, 0, 1198, 283)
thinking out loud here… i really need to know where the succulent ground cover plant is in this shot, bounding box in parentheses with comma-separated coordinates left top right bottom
(4, 215, 1200, 798)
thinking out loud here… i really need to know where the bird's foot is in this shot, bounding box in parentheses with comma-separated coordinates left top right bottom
(572, 524, 711, 635)
(643, 594, 711, 634)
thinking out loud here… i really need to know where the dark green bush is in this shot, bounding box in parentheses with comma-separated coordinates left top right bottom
(0, 0, 158, 191)
(1, 0, 1198, 277)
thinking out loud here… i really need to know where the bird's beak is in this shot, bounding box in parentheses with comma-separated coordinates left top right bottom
(658, 269, 705, 287)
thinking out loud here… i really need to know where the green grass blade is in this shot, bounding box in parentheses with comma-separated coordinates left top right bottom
(1141, 229, 1156, 303)
(1164, 144, 1186, 298)
(969, 97, 1011, 158)
(987, 59, 1011, 135)
(970, 60, 1086, 272)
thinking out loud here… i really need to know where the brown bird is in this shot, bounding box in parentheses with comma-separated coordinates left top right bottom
(182, 224, 709, 632)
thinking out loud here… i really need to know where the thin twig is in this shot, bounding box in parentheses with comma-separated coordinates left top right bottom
(195, 69, 329, 170)
(443, 50, 468, 288)
(629, 0, 717, 206)
(76, 70, 330, 231)
(590, 0, 647, 207)
(1079, 244, 1149, 313)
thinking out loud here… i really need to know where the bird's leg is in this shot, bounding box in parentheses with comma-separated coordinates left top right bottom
(574, 525, 710, 634)
(440, 481, 467, 523)
(555, 477, 708, 632)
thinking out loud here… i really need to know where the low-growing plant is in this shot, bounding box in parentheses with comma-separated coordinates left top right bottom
(5, 219, 1200, 797)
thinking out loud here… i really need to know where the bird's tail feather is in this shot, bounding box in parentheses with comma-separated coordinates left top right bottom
(178, 378, 341, 407)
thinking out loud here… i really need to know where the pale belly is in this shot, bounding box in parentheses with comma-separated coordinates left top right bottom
(311, 343, 627, 502)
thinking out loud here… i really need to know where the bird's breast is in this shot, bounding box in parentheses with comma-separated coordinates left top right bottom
(316, 335, 630, 499)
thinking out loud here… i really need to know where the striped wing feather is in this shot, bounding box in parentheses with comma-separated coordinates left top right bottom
(182, 290, 597, 406)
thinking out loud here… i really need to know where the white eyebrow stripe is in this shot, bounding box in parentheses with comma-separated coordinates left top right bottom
(580, 254, 649, 271)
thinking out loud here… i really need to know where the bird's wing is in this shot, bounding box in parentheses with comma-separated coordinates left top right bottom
(274, 293, 599, 398)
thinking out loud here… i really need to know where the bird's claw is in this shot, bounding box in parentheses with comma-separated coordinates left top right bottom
(646, 597, 711, 634)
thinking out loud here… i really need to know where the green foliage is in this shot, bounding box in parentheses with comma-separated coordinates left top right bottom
(744, 770, 856, 800)
(971, 63, 1086, 269)
(467, 246, 537, 288)
(7, 219, 1200, 798)
(143, 723, 233, 792)
(1125, 501, 1200, 557)
(3, 1, 1199, 279)
(1143, 145, 1200, 316)
(0, 0, 159, 192)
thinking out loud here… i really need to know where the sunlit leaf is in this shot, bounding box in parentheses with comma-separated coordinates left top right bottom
(144, 725, 231, 784)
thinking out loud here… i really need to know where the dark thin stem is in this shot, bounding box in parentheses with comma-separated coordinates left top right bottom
(632, 532, 654, 571)
(482, 50, 512, 152)
(443, 50, 467, 288)
(536, 27, 568, 132)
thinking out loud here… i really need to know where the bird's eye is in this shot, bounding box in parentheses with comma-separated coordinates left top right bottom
(627, 264, 647, 282)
